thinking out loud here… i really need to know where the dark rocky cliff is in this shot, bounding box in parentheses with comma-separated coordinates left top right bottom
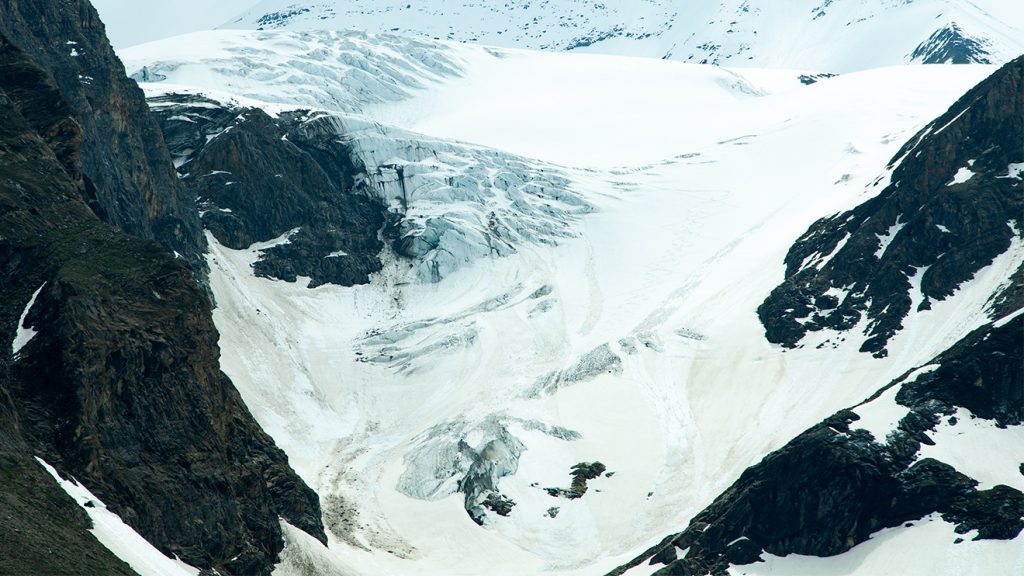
(0, 0, 206, 276)
(150, 95, 386, 287)
(0, 8, 325, 576)
(910, 23, 994, 65)
(1, 370, 136, 575)
(758, 55, 1023, 357)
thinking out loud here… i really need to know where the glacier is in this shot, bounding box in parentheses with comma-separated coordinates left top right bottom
(116, 27, 1022, 576)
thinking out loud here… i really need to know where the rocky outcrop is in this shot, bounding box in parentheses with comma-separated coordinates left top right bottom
(150, 95, 386, 287)
(613, 60, 1024, 576)
(758, 56, 1023, 356)
(895, 314, 1023, 428)
(0, 23, 324, 576)
(910, 23, 993, 65)
(0, 0, 206, 276)
(612, 314, 1023, 576)
(545, 462, 608, 500)
(146, 90, 593, 286)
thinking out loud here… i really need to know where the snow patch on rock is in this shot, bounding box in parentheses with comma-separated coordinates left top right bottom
(36, 458, 200, 576)
(11, 282, 46, 357)
(947, 165, 976, 186)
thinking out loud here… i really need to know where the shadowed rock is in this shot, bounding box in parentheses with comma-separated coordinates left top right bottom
(0, 23, 324, 576)
(0, 0, 206, 277)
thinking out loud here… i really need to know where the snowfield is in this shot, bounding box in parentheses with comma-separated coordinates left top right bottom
(121, 29, 1020, 576)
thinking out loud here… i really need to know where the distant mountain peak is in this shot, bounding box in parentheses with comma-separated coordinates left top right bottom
(222, 0, 1024, 72)
(910, 21, 994, 64)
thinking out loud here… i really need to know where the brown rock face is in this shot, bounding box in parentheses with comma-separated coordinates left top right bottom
(0, 437, 138, 576)
(0, 0, 206, 277)
(0, 18, 324, 576)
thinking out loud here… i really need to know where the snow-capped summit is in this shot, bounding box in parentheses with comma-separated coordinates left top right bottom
(222, 0, 1024, 72)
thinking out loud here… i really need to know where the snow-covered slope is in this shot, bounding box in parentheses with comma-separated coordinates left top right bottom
(727, 515, 1023, 576)
(221, 0, 1024, 72)
(121, 29, 1022, 576)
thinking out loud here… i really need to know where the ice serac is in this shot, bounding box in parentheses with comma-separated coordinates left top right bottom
(338, 116, 591, 283)
(614, 315, 1023, 576)
(398, 414, 582, 525)
(758, 55, 1024, 357)
(0, 9, 325, 576)
(0, 0, 206, 277)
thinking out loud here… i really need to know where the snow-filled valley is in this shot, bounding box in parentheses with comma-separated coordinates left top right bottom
(118, 28, 1023, 576)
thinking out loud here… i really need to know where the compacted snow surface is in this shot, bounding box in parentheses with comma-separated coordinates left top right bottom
(119, 29, 1022, 576)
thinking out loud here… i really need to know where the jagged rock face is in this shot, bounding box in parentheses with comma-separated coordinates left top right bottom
(150, 95, 386, 287)
(0, 31, 324, 576)
(0, 50, 136, 575)
(0, 0, 206, 276)
(613, 315, 1024, 576)
(0, 43, 135, 569)
(758, 56, 1023, 356)
(911, 23, 992, 65)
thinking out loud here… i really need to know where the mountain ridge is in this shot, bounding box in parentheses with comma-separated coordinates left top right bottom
(223, 0, 1024, 72)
